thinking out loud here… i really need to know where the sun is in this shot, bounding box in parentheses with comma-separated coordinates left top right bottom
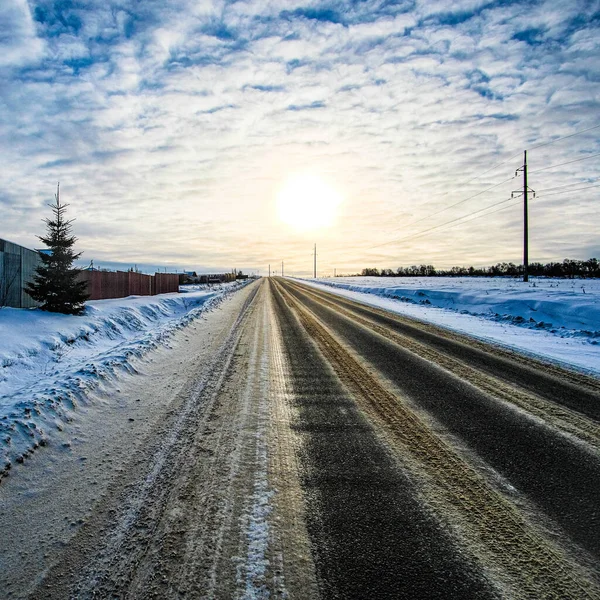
(277, 174, 343, 231)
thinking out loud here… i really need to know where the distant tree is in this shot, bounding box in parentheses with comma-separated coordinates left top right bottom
(583, 258, 599, 277)
(354, 257, 600, 279)
(25, 184, 89, 314)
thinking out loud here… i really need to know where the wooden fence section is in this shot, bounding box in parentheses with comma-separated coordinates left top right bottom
(78, 271, 179, 300)
(153, 273, 180, 295)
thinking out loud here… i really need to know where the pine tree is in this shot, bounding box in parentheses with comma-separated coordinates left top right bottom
(25, 184, 89, 314)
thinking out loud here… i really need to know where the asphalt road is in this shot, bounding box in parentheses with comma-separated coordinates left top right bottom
(1, 277, 599, 599)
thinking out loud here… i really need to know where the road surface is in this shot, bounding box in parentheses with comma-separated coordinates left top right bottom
(1, 277, 599, 599)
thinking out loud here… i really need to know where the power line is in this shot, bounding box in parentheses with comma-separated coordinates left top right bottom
(449, 151, 523, 188)
(400, 175, 516, 230)
(369, 136, 598, 251)
(423, 199, 523, 234)
(362, 181, 596, 259)
(368, 196, 516, 251)
(369, 174, 516, 246)
(393, 152, 522, 221)
(529, 152, 600, 174)
(365, 178, 598, 258)
(367, 125, 598, 243)
(368, 200, 524, 257)
(464, 198, 523, 221)
(536, 183, 600, 198)
(323, 125, 600, 264)
(425, 123, 599, 203)
(537, 179, 599, 193)
(528, 123, 600, 152)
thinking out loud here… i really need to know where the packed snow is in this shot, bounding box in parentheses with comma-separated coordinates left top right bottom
(0, 281, 249, 474)
(301, 277, 600, 375)
(236, 357, 275, 600)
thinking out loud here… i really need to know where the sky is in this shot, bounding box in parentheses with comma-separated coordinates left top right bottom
(1, 0, 599, 276)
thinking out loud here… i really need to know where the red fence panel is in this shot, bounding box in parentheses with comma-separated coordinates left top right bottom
(153, 273, 179, 295)
(78, 271, 179, 300)
(128, 272, 140, 296)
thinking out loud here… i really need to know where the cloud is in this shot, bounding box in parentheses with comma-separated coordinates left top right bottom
(0, 0, 46, 68)
(0, 0, 598, 275)
(287, 100, 326, 110)
(280, 7, 344, 25)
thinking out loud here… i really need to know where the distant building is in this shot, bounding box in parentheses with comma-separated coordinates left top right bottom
(0, 238, 42, 308)
(197, 273, 236, 284)
(179, 271, 199, 285)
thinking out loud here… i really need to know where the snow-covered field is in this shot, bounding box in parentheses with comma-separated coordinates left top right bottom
(302, 276, 600, 375)
(0, 281, 249, 473)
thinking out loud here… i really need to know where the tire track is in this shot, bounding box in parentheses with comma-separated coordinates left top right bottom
(284, 279, 600, 451)
(270, 280, 498, 599)
(267, 289, 320, 599)
(288, 280, 600, 418)
(273, 278, 600, 599)
(34, 282, 264, 599)
(282, 279, 600, 561)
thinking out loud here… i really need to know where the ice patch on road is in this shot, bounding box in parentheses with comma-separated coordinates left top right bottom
(236, 345, 278, 600)
(239, 452, 274, 600)
(0, 281, 250, 475)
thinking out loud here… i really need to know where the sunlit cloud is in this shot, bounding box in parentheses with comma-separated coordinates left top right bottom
(0, 0, 598, 275)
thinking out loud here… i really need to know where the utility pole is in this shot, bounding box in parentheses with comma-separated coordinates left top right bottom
(282, 261, 284, 277)
(268, 264, 271, 278)
(523, 151, 529, 283)
(334, 268, 336, 277)
(512, 151, 535, 283)
(313, 244, 317, 279)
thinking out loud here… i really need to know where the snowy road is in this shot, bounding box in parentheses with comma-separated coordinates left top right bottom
(1, 278, 599, 598)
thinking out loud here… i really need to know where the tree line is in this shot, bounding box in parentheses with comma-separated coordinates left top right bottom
(355, 258, 600, 279)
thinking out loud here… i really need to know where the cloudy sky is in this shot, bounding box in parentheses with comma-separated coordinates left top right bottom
(1, 0, 599, 275)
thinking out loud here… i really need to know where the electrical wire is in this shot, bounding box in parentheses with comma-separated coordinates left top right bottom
(376, 174, 517, 242)
(528, 123, 600, 152)
(536, 183, 600, 198)
(369, 199, 523, 256)
(368, 180, 597, 255)
(366, 181, 597, 257)
(370, 124, 598, 239)
(368, 196, 516, 250)
(325, 125, 599, 262)
(529, 152, 600, 174)
(455, 152, 523, 187)
(537, 179, 599, 193)
(398, 175, 516, 230)
(387, 151, 522, 222)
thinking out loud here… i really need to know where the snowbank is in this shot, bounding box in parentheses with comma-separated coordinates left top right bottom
(0, 281, 249, 475)
(300, 277, 600, 375)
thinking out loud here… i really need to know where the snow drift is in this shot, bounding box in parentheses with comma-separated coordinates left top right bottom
(312, 277, 600, 335)
(301, 277, 600, 375)
(0, 282, 249, 476)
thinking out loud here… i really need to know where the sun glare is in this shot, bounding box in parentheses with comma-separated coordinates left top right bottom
(277, 174, 343, 231)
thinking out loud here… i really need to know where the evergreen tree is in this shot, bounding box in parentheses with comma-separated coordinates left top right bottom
(25, 184, 89, 314)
